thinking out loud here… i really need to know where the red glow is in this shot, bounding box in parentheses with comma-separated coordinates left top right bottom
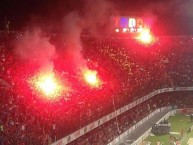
(29, 71, 65, 100)
(82, 69, 101, 87)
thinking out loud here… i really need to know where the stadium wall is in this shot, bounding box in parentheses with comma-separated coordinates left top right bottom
(108, 107, 176, 145)
(52, 87, 193, 145)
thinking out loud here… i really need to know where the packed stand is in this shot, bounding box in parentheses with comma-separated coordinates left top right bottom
(70, 92, 193, 145)
(0, 32, 193, 145)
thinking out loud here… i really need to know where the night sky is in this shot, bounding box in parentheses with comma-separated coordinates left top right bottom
(0, 0, 193, 35)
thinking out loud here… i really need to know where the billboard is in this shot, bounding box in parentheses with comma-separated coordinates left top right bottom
(110, 16, 144, 34)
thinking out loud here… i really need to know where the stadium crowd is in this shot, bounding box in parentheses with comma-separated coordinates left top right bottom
(0, 32, 193, 145)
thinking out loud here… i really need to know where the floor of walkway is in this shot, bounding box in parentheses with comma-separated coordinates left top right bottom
(116, 108, 172, 145)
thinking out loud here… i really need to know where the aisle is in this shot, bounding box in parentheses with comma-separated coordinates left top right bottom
(116, 108, 172, 145)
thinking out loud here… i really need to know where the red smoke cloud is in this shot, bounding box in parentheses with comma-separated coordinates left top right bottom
(14, 28, 55, 71)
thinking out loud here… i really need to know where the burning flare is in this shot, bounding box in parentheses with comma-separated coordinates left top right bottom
(82, 69, 101, 87)
(29, 71, 64, 100)
(138, 29, 153, 43)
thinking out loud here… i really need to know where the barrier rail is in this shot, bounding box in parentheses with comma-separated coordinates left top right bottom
(52, 87, 193, 145)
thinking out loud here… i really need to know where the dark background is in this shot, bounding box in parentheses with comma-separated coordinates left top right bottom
(0, 0, 193, 35)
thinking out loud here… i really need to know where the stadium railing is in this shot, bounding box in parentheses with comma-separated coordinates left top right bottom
(52, 87, 193, 145)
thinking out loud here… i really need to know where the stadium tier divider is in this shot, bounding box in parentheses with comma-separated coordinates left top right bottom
(108, 107, 175, 145)
(52, 87, 193, 145)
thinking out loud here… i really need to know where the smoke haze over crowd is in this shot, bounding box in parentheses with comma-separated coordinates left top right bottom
(14, 28, 55, 72)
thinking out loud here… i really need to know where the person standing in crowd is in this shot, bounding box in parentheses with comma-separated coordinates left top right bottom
(190, 114, 193, 122)
(4, 17, 10, 33)
(156, 140, 160, 145)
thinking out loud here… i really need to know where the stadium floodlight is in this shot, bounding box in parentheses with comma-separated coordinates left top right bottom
(115, 28, 120, 33)
(123, 28, 127, 33)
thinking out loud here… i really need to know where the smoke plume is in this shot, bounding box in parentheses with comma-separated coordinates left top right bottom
(61, 0, 113, 73)
(14, 28, 55, 71)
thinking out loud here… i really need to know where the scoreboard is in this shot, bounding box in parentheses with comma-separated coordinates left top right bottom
(110, 16, 144, 34)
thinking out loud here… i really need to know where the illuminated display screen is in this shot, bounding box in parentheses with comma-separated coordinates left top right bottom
(110, 16, 144, 34)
